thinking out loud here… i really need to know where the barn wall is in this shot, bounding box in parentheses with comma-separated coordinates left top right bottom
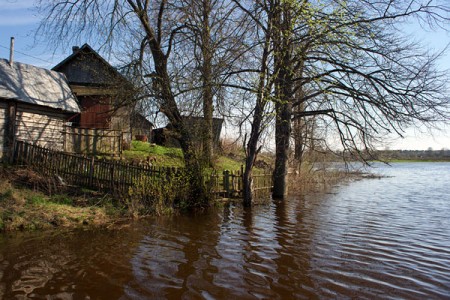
(0, 101, 7, 161)
(15, 103, 67, 151)
(110, 106, 131, 143)
(63, 127, 123, 155)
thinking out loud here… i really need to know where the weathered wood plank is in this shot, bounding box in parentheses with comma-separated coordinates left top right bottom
(0, 101, 7, 160)
(14, 105, 66, 151)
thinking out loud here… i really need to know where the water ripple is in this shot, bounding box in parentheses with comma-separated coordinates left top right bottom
(1, 162, 449, 299)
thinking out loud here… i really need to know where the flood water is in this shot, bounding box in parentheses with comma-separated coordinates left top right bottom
(0, 162, 449, 299)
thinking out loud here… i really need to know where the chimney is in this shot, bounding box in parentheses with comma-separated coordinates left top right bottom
(72, 46, 80, 53)
(9, 37, 14, 66)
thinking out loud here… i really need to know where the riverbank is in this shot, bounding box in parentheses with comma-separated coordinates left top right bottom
(0, 166, 126, 232)
(0, 161, 366, 232)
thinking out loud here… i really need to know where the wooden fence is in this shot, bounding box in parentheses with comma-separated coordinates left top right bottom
(12, 141, 272, 199)
(209, 168, 273, 198)
(62, 126, 124, 156)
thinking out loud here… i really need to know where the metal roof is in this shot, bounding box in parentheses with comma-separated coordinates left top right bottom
(0, 59, 80, 113)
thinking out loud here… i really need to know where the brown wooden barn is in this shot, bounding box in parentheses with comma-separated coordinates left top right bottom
(53, 44, 135, 135)
(0, 58, 80, 161)
(52, 44, 155, 154)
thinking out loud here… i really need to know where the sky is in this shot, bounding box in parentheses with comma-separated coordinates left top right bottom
(1, 0, 450, 150)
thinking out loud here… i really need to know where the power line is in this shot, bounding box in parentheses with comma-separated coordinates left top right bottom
(0, 44, 53, 65)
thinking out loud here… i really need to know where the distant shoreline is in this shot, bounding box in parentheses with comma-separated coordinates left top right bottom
(377, 158, 450, 163)
(373, 149, 450, 162)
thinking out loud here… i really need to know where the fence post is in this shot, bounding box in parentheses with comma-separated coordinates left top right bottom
(223, 170, 230, 197)
(231, 170, 236, 194)
(24, 142, 29, 164)
(88, 156, 95, 187)
(11, 140, 18, 164)
(240, 165, 244, 194)
(110, 163, 115, 193)
(119, 131, 123, 157)
(209, 170, 214, 195)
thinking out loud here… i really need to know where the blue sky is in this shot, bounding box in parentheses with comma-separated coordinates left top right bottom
(1, 0, 450, 150)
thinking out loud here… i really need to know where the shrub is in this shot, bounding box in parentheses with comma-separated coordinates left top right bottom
(125, 168, 210, 216)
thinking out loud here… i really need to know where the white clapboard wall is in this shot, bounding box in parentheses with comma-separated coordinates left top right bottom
(14, 103, 66, 151)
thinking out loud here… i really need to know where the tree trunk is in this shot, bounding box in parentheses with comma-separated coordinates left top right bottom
(273, 99, 292, 199)
(129, 1, 206, 202)
(243, 106, 263, 206)
(272, 2, 293, 200)
(242, 157, 254, 206)
(201, 0, 214, 167)
(242, 5, 272, 206)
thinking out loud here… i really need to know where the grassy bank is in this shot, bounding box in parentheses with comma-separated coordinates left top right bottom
(0, 166, 124, 232)
(122, 142, 185, 167)
(0, 162, 356, 232)
(0, 141, 252, 232)
(122, 141, 251, 170)
(2, 141, 365, 232)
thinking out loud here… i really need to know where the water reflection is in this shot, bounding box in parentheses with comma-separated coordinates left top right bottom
(124, 213, 224, 299)
(0, 162, 449, 299)
(0, 228, 144, 299)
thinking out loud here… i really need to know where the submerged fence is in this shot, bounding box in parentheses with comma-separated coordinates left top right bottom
(12, 141, 272, 198)
(208, 168, 273, 198)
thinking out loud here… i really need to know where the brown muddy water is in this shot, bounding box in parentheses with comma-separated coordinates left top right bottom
(0, 162, 449, 299)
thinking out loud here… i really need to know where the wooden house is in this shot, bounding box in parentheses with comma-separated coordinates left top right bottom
(0, 58, 80, 161)
(53, 44, 135, 135)
(53, 44, 146, 154)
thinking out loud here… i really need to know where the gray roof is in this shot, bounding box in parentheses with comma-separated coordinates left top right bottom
(0, 59, 80, 113)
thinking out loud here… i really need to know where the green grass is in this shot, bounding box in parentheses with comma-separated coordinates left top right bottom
(27, 195, 48, 205)
(26, 194, 73, 206)
(50, 194, 73, 205)
(214, 156, 243, 171)
(0, 186, 117, 232)
(123, 141, 185, 167)
(122, 140, 274, 172)
(124, 140, 246, 170)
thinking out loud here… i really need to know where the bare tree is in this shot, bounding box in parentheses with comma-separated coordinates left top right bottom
(275, 0, 450, 198)
(230, 0, 276, 206)
(174, 0, 249, 166)
(293, 1, 450, 157)
(233, 0, 450, 202)
(37, 0, 212, 202)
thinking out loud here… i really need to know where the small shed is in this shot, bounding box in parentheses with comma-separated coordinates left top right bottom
(131, 112, 154, 141)
(0, 59, 80, 161)
(153, 116, 224, 148)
